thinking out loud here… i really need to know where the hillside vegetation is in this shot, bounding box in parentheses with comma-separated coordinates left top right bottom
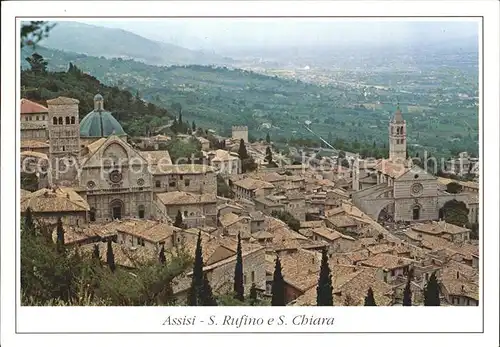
(21, 46, 479, 160)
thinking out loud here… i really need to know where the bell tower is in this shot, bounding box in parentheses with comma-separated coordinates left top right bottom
(388, 104, 407, 162)
(47, 96, 81, 185)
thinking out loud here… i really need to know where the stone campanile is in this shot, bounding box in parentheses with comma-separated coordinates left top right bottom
(47, 96, 81, 185)
(388, 105, 407, 163)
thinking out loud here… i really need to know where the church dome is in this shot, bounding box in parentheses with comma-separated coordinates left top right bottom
(79, 94, 126, 137)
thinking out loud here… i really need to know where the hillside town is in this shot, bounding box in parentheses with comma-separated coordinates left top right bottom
(20, 94, 479, 306)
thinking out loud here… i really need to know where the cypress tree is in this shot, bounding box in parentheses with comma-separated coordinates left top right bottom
(265, 146, 273, 163)
(234, 233, 244, 301)
(188, 231, 204, 306)
(271, 255, 286, 306)
(249, 283, 258, 305)
(56, 217, 65, 252)
(192, 121, 196, 132)
(24, 207, 35, 234)
(364, 287, 377, 306)
(424, 272, 441, 306)
(238, 139, 248, 160)
(316, 248, 333, 306)
(92, 243, 100, 261)
(266, 133, 271, 144)
(201, 272, 218, 306)
(159, 244, 166, 264)
(106, 239, 116, 272)
(403, 269, 414, 306)
(174, 210, 183, 228)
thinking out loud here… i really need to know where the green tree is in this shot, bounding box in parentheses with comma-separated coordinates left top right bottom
(446, 182, 462, 194)
(21, 21, 55, 48)
(159, 244, 166, 264)
(174, 210, 184, 228)
(187, 232, 204, 306)
(249, 283, 258, 305)
(106, 239, 116, 273)
(234, 233, 245, 301)
(364, 287, 377, 306)
(266, 133, 271, 144)
(192, 121, 196, 132)
(271, 255, 286, 306)
(403, 281, 412, 306)
(92, 244, 100, 261)
(24, 207, 35, 234)
(424, 272, 440, 306)
(25, 53, 48, 73)
(439, 200, 469, 227)
(238, 139, 249, 160)
(316, 249, 333, 306)
(265, 146, 273, 163)
(56, 217, 65, 253)
(201, 273, 218, 306)
(271, 210, 300, 232)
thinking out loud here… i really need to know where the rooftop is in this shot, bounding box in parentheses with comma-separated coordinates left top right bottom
(156, 191, 217, 206)
(21, 187, 90, 213)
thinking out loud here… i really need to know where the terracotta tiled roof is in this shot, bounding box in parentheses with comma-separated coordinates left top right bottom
(21, 187, 90, 213)
(208, 149, 239, 162)
(333, 269, 394, 306)
(140, 150, 173, 168)
(412, 221, 470, 236)
(20, 151, 48, 160)
(46, 96, 79, 105)
(159, 164, 214, 174)
(280, 248, 322, 292)
(156, 192, 217, 205)
(360, 253, 414, 271)
(21, 140, 49, 149)
(233, 177, 275, 191)
(20, 98, 48, 114)
(300, 220, 325, 229)
(20, 189, 32, 198)
(114, 219, 180, 243)
(327, 214, 358, 228)
(219, 212, 250, 228)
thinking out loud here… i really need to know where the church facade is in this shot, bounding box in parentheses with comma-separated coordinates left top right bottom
(352, 106, 474, 223)
(35, 94, 217, 225)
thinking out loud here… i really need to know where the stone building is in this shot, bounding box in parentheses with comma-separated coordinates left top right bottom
(231, 125, 248, 143)
(352, 106, 474, 222)
(154, 191, 217, 228)
(20, 99, 49, 141)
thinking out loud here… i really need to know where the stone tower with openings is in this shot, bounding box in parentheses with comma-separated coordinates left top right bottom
(388, 104, 407, 163)
(232, 125, 249, 143)
(47, 96, 81, 186)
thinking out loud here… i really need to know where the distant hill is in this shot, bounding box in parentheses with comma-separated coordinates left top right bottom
(21, 45, 479, 159)
(39, 21, 237, 66)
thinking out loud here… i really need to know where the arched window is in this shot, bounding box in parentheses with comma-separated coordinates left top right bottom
(58, 117, 63, 125)
(71, 116, 75, 124)
(138, 205, 145, 219)
(89, 208, 96, 222)
(53, 117, 58, 125)
(65, 116, 70, 124)
(396, 127, 400, 135)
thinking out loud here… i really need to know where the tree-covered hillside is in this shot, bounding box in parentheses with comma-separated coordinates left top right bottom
(21, 61, 175, 136)
(21, 46, 479, 159)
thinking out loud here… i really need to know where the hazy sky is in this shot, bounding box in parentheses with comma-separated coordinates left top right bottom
(79, 18, 479, 51)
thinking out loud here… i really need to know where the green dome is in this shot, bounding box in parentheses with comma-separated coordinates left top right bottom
(79, 110, 126, 137)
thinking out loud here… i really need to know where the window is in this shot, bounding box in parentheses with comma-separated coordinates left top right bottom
(251, 271, 255, 283)
(179, 175, 183, 180)
(62, 145, 66, 151)
(184, 211, 188, 217)
(169, 181, 176, 187)
(138, 205, 145, 219)
(71, 116, 75, 124)
(36, 115, 39, 121)
(184, 179, 190, 187)
(90, 209, 96, 221)
(58, 117, 63, 125)
(155, 180, 161, 188)
(65, 116, 70, 124)
(243, 274, 247, 285)
(53, 117, 58, 125)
